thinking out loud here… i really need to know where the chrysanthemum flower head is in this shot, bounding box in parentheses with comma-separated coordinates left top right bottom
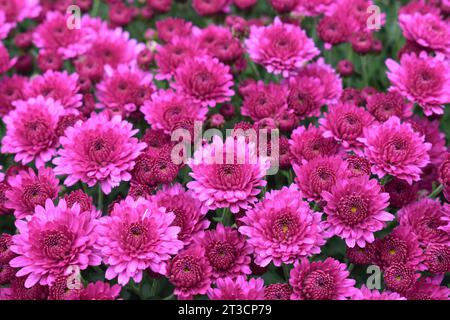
(245, 17, 319, 77)
(155, 17, 192, 43)
(53, 113, 146, 194)
(0, 75, 27, 116)
(366, 91, 413, 122)
(97, 196, 183, 285)
(287, 75, 324, 120)
(166, 244, 212, 299)
(359, 116, 431, 184)
(294, 0, 338, 17)
(264, 283, 293, 300)
(239, 184, 326, 267)
(405, 276, 450, 300)
(142, 89, 207, 133)
(96, 64, 154, 116)
(351, 285, 406, 300)
(25, 70, 82, 112)
(151, 183, 209, 245)
(9, 198, 101, 288)
(1, 96, 65, 167)
(289, 258, 356, 300)
(0, 11, 14, 40)
(386, 52, 450, 116)
(187, 135, 270, 214)
(171, 55, 234, 108)
(319, 102, 374, 153)
(293, 155, 348, 201)
(207, 276, 264, 300)
(0, 0, 41, 24)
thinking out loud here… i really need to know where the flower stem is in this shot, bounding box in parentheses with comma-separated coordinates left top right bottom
(91, 0, 100, 16)
(282, 264, 291, 282)
(97, 184, 103, 212)
(429, 184, 443, 199)
(149, 279, 159, 298)
(361, 55, 369, 86)
(163, 293, 175, 300)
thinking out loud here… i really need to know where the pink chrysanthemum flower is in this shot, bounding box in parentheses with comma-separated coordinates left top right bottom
(97, 196, 183, 285)
(294, 0, 338, 17)
(187, 136, 270, 214)
(77, 281, 122, 300)
(0, 0, 41, 24)
(345, 155, 371, 177)
(322, 175, 393, 248)
(351, 285, 406, 300)
(287, 75, 324, 120)
(245, 17, 319, 77)
(9, 199, 101, 288)
(319, 102, 374, 153)
(155, 17, 193, 43)
(142, 89, 207, 133)
(0, 11, 14, 40)
(53, 113, 146, 194)
(407, 116, 447, 166)
(241, 81, 288, 121)
(239, 184, 326, 267)
(264, 283, 293, 300)
(399, 13, 450, 56)
(0, 42, 16, 74)
(373, 226, 425, 270)
(289, 258, 356, 300)
(297, 58, 342, 105)
(25, 70, 82, 112)
(405, 276, 450, 300)
(386, 52, 450, 116)
(0, 75, 27, 116)
(166, 245, 213, 300)
(423, 244, 450, 274)
(1, 96, 64, 167)
(151, 183, 209, 245)
(359, 116, 431, 184)
(207, 276, 264, 300)
(293, 155, 348, 202)
(289, 125, 340, 165)
(366, 91, 413, 122)
(196, 223, 252, 280)
(171, 55, 234, 108)
(33, 12, 94, 59)
(96, 64, 154, 116)
(5, 167, 59, 220)
(83, 27, 144, 69)
(397, 198, 450, 246)
(155, 37, 206, 81)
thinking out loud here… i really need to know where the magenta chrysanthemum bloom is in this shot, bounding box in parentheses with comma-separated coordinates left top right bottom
(187, 136, 270, 214)
(264, 283, 293, 300)
(423, 244, 450, 274)
(289, 125, 339, 165)
(9, 199, 101, 288)
(241, 81, 288, 121)
(25, 70, 82, 112)
(77, 281, 122, 300)
(0, 0, 40, 24)
(151, 183, 209, 245)
(319, 102, 374, 153)
(405, 276, 450, 300)
(96, 64, 154, 116)
(366, 91, 413, 122)
(351, 285, 406, 300)
(155, 37, 206, 81)
(97, 197, 183, 285)
(294, 0, 337, 17)
(289, 258, 356, 300)
(207, 276, 264, 300)
(373, 226, 425, 270)
(171, 55, 234, 108)
(1, 96, 64, 167)
(359, 116, 431, 184)
(345, 155, 371, 177)
(383, 263, 419, 293)
(0, 75, 27, 116)
(5, 167, 59, 220)
(33, 12, 94, 59)
(386, 52, 450, 116)
(245, 17, 319, 77)
(293, 155, 348, 201)
(142, 89, 207, 133)
(399, 13, 450, 56)
(83, 27, 144, 69)
(0, 11, 14, 40)
(397, 198, 450, 246)
(196, 223, 252, 280)
(239, 184, 326, 267)
(297, 58, 342, 105)
(166, 245, 212, 299)
(287, 75, 324, 120)
(155, 17, 192, 43)
(408, 116, 447, 166)
(53, 113, 146, 194)
(322, 175, 393, 248)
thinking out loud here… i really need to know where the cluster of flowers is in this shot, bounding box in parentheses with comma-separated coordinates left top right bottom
(0, 0, 449, 300)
